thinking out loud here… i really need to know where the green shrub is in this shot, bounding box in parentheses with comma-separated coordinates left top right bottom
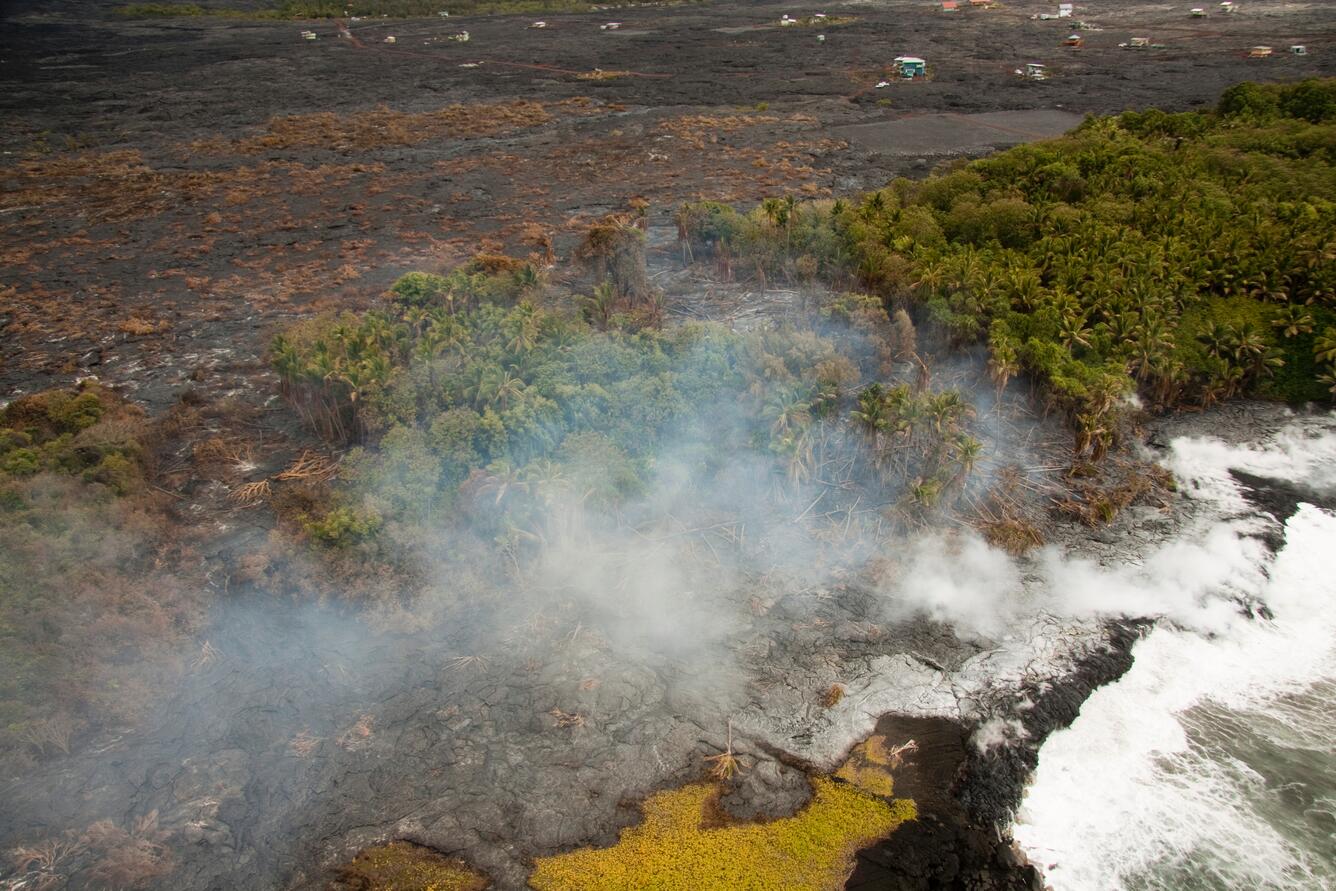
(82, 453, 139, 495)
(305, 505, 383, 546)
(1, 449, 40, 477)
(0, 387, 145, 488)
(390, 272, 454, 308)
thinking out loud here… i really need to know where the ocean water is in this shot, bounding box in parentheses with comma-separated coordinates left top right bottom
(1014, 422, 1336, 891)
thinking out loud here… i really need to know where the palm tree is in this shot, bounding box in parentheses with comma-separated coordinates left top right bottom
(521, 459, 569, 506)
(1314, 328, 1336, 365)
(1058, 313, 1090, 352)
(1196, 321, 1231, 359)
(581, 282, 618, 331)
(1130, 316, 1174, 382)
(852, 384, 888, 440)
(765, 385, 813, 439)
(911, 263, 947, 296)
(1318, 369, 1336, 398)
(506, 302, 541, 355)
(1229, 324, 1268, 366)
(493, 372, 526, 410)
(987, 337, 1020, 398)
(477, 461, 529, 506)
(775, 430, 816, 485)
(951, 434, 983, 482)
(909, 476, 944, 512)
(927, 390, 974, 435)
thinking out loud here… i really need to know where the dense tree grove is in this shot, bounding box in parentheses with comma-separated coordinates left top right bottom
(678, 79, 1336, 459)
(271, 262, 978, 545)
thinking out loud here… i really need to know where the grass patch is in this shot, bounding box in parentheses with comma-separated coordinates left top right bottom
(1, 382, 147, 494)
(575, 69, 633, 81)
(529, 776, 914, 890)
(833, 734, 914, 797)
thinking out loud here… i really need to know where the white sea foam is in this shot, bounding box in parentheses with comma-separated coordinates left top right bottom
(1014, 420, 1336, 891)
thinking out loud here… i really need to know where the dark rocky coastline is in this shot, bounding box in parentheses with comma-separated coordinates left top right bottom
(845, 405, 1336, 891)
(846, 621, 1146, 891)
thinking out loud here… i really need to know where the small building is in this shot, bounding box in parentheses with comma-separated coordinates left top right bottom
(1290, 45, 1307, 55)
(1219, 1, 1235, 12)
(1064, 33, 1083, 46)
(969, 0, 994, 8)
(384, 35, 396, 43)
(1128, 37, 1150, 48)
(1249, 45, 1272, 58)
(942, 0, 958, 10)
(1058, 3, 1073, 17)
(894, 56, 927, 78)
(1025, 62, 1049, 80)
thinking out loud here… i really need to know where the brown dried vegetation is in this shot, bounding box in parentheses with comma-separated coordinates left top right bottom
(0, 385, 205, 767)
(1052, 461, 1175, 527)
(206, 98, 591, 154)
(81, 812, 174, 890)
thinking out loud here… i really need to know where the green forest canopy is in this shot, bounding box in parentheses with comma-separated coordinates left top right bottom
(270, 262, 974, 544)
(678, 78, 1336, 455)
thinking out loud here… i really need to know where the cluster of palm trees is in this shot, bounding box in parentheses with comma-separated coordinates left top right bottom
(675, 197, 852, 285)
(851, 383, 981, 511)
(270, 259, 995, 545)
(270, 314, 404, 443)
(676, 80, 1336, 459)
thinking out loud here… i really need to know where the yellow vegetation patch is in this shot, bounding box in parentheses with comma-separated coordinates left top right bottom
(575, 69, 632, 80)
(116, 316, 166, 336)
(529, 777, 915, 891)
(834, 734, 901, 797)
(334, 841, 488, 891)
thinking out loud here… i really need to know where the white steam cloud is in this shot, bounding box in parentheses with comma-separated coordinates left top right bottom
(881, 416, 1336, 640)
